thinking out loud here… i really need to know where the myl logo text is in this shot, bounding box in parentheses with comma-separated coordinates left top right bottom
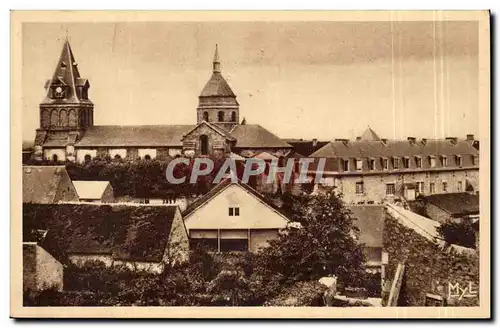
(448, 282, 478, 300)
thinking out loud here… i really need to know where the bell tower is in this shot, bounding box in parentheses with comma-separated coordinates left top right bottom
(197, 45, 239, 131)
(34, 38, 94, 161)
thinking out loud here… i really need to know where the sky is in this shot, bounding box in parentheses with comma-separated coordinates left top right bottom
(21, 21, 479, 142)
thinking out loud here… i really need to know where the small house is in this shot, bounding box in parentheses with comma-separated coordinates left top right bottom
(73, 180, 115, 203)
(183, 179, 290, 253)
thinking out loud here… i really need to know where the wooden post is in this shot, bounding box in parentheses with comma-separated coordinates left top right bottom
(387, 263, 405, 306)
(217, 229, 221, 253)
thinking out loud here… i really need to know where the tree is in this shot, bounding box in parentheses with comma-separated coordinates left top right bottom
(437, 220, 477, 249)
(254, 188, 367, 289)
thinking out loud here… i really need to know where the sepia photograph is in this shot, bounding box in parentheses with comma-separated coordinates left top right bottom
(10, 10, 490, 318)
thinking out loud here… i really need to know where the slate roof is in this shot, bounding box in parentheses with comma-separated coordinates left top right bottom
(359, 127, 381, 141)
(73, 181, 111, 200)
(40, 39, 92, 105)
(76, 125, 195, 147)
(421, 193, 480, 216)
(23, 203, 179, 263)
(284, 139, 330, 157)
(347, 205, 385, 248)
(199, 72, 236, 98)
(23, 166, 76, 204)
(311, 138, 479, 158)
(230, 124, 292, 149)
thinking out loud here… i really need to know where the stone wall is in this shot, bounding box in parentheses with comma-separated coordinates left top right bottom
(383, 213, 479, 306)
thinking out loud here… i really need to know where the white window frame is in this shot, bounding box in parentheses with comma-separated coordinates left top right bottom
(386, 183, 395, 196)
(382, 158, 389, 170)
(355, 181, 364, 195)
(415, 156, 422, 168)
(429, 156, 436, 168)
(356, 159, 363, 171)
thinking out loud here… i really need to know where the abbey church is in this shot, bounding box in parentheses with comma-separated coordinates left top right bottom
(33, 40, 293, 163)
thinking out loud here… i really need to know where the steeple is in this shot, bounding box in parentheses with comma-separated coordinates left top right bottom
(213, 44, 221, 73)
(38, 38, 94, 130)
(197, 45, 239, 130)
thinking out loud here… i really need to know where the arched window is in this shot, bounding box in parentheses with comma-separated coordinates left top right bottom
(68, 109, 77, 127)
(114, 154, 122, 160)
(84, 154, 92, 163)
(50, 109, 58, 126)
(41, 110, 50, 128)
(203, 111, 209, 121)
(218, 111, 224, 122)
(81, 110, 87, 127)
(144, 154, 151, 160)
(59, 110, 68, 127)
(200, 135, 209, 155)
(231, 111, 236, 122)
(52, 154, 58, 162)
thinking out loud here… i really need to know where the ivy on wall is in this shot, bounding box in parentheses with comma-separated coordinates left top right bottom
(382, 213, 479, 306)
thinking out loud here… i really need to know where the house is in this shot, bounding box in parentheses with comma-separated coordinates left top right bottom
(23, 203, 189, 274)
(419, 192, 480, 224)
(23, 166, 79, 203)
(23, 242, 63, 292)
(72, 180, 115, 203)
(347, 205, 387, 271)
(309, 127, 479, 205)
(182, 179, 290, 252)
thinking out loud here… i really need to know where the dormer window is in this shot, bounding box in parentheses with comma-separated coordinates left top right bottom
(456, 155, 463, 167)
(368, 158, 376, 171)
(415, 157, 422, 168)
(442, 156, 448, 167)
(402, 157, 410, 169)
(392, 157, 400, 169)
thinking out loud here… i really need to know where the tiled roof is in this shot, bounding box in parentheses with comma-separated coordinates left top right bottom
(230, 124, 292, 149)
(40, 39, 92, 106)
(199, 72, 236, 97)
(421, 193, 479, 216)
(73, 181, 111, 200)
(23, 166, 74, 204)
(23, 203, 179, 263)
(347, 205, 385, 248)
(76, 125, 195, 147)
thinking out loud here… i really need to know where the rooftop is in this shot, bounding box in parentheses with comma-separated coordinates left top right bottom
(23, 203, 179, 263)
(421, 192, 480, 216)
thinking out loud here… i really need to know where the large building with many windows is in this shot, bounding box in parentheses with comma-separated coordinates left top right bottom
(309, 127, 479, 204)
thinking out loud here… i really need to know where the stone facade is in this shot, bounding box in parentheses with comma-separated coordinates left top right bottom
(319, 168, 480, 205)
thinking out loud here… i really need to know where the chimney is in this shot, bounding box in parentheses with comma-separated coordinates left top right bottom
(312, 138, 318, 148)
(356, 136, 361, 141)
(446, 137, 458, 144)
(381, 138, 387, 144)
(421, 138, 427, 145)
(467, 134, 474, 141)
(407, 137, 416, 144)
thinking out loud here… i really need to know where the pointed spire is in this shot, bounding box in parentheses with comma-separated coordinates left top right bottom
(41, 38, 91, 105)
(213, 44, 221, 73)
